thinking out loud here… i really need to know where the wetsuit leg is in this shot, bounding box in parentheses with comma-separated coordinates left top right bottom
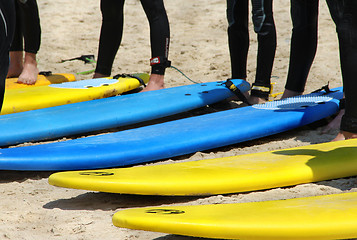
(0, 0, 15, 112)
(10, 0, 41, 53)
(227, 0, 249, 80)
(140, 0, 170, 75)
(10, 0, 22, 51)
(251, 0, 277, 99)
(95, 0, 125, 76)
(285, 0, 319, 93)
(252, 0, 265, 33)
(326, 0, 357, 133)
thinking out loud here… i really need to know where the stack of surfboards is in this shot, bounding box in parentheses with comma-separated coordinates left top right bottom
(49, 138, 357, 240)
(0, 86, 343, 171)
(0, 79, 249, 146)
(46, 85, 357, 239)
(2, 77, 355, 239)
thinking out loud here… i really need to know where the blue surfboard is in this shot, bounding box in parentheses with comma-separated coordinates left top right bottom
(0, 79, 249, 146)
(0, 87, 343, 171)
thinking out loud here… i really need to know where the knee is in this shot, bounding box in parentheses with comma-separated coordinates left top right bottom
(336, 20, 357, 46)
(144, 2, 166, 23)
(101, 0, 124, 21)
(226, 0, 234, 27)
(256, 13, 276, 35)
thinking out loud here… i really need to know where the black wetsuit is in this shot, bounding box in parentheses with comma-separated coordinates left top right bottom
(286, 0, 357, 133)
(227, 0, 276, 99)
(95, 0, 170, 76)
(285, 0, 319, 93)
(10, 0, 41, 54)
(326, 0, 357, 133)
(0, 0, 15, 112)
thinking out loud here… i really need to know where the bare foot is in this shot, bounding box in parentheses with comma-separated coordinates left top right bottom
(322, 109, 344, 134)
(141, 74, 164, 92)
(17, 52, 39, 85)
(7, 51, 23, 78)
(281, 89, 302, 99)
(331, 130, 357, 142)
(249, 95, 266, 105)
(93, 72, 110, 78)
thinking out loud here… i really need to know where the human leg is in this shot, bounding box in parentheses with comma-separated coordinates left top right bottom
(94, 0, 125, 78)
(250, 0, 276, 103)
(7, 51, 23, 78)
(0, 0, 15, 111)
(227, 0, 249, 80)
(282, 0, 319, 98)
(18, 51, 38, 84)
(140, 0, 170, 91)
(16, 0, 41, 84)
(8, 0, 41, 84)
(7, 0, 23, 78)
(326, 0, 357, 140)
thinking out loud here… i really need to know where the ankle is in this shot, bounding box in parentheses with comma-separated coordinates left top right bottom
(24, 52, 38, 65)
(141, 74, 165, 92)
(93, 73, 110, 78)
(281, 89, 302, 99)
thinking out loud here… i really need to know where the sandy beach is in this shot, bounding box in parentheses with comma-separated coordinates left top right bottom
(1, 0, 356, 239)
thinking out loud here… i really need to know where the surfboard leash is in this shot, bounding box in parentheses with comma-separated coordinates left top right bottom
(169, 65, 201, 84)
(60, 55, 97, 75)
(224, 79, 252, 105)
(61, 55, 96, 64)
(38, 71, 53, 76)
(311, 83, 338, 95)
(310, 83, 345, 109)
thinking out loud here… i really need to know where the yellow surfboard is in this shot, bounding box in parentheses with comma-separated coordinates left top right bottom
(49, 138, 357, 196)
(112, 192, 357, 240)
(6, 73, 76, 89)
(1, 73, 149, 115)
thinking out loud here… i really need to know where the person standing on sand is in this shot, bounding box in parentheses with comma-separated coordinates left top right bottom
(6, 0, 41, 85)
(281, 0, 357, 141)
(0, 0, 15, 112)
(94, 0, 170, 92)
(227, 0, 277, 104)
(326, 0, 357, 141)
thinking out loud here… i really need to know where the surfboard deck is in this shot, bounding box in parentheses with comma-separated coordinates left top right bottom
(1, 73, 149, 115)
(48, 138, 357, 196)
(112, 192, 357, 240)
(6, 73, 76, 89)
(0, 87, 343, 171)
(0, 79, 250, 146)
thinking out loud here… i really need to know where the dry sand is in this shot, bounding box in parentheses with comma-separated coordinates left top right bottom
(1, 0, 356, 239)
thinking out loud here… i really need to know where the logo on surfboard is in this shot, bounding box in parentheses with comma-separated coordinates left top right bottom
(146, 209, 185, 215)
(79, 172, 114, 176)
